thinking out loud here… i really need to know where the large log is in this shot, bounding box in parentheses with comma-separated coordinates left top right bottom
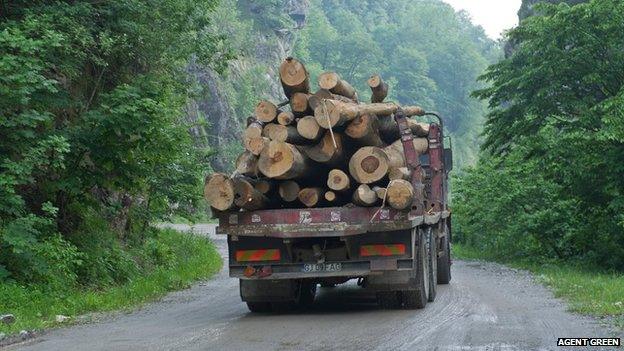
(308, 89, 355, 110)
(388, 167, 410, 181)
(372, 186, 387, 200)
(204, 173, 235, 211)
(290, 93, 312, 116)
(278, 180, 300, 202)
(233, 177, 269, 211)
(263, 123, 308, 144)
(254, 179, 274, 195)
(386, 179, 414, 210)
(258, 140, 312, 179)
(298, 187, 325, 208)
(348, 146, 390, 184)
(345, 114, 385, 147)
(297, 115, 323, 141)
(377, 117, 430, 142)
(235, 151, 259, 177)
(277, 111, 295, 125)
(327, 169, 350, 192)
(279, 57, 310, 98)
(244, 136, 269, 156)
(368, 74, 388, 103)
(352, 184, 378, 206)
(255, 100, 279, 123)
(300, 132, 347, 166)
(315, 100, 425, 129)
(318, 72, 358, 101)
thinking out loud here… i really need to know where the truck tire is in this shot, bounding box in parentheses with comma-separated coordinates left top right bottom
(402, 229, 429, 309)
(377, 291, 402, 309)
(437, 231, 452, 284)
(246, 301, 272, 313)
(428, 227, 437, 302)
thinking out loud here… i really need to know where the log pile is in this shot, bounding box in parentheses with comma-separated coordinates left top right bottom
(205, 57, 429, 212)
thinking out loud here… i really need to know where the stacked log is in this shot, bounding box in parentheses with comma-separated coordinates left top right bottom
(204, 57, 432, 213)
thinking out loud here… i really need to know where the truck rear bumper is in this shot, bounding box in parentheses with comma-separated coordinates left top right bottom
(230, 258, 414, 280)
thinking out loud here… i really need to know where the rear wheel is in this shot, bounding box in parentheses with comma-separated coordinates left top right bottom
(402, 229, 429, 309)
(246, 301, 271, 313)
(437, 225, 452, 284)
(428, 228, 437, 302)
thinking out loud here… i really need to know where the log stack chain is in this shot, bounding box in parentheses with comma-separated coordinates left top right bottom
(205, 57, 430, 213)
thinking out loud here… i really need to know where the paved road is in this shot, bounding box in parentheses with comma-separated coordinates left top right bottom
(8, 224, 619, 351)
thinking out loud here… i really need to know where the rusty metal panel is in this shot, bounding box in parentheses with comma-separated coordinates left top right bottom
(370, 258, 398, 271)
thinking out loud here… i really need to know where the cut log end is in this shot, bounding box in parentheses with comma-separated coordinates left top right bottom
(297, 115, 323, 141)
(255, 100, 278, 123)
(204, 173, 235, 211)
(258, 140, 310, 179)
(386, 179, 414, 210)
(298, 187, 324, 208)
(352, 184, 378, 207)
(368, 74, 388, 103)
(327, 169, 350, 192)
(278, 180, 300, 202)
(324, 190, 337, 202)
(349, 146, 389, 184)
(277, 111, 295, 125)
(279, 57, 310, 98)
(235, 151, 259, 177)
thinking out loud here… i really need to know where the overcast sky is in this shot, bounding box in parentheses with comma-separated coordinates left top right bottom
(442, 0, 523, 39)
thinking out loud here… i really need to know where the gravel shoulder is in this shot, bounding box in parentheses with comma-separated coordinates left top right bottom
(6, 224, 620, 351)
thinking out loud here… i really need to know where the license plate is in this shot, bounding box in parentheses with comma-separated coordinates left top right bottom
(302, 263, 342, 273)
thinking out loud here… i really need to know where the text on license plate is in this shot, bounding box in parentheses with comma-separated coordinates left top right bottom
(302, 263, 342, 272)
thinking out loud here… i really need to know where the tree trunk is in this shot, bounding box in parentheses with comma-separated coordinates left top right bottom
(298, 187, 325, 208)
(232, 176, 269, 211)
(290, 92, 312, 117)
(348, 146, 390, 184)
(327, 169, 350, 192)
(300, 132, 347, 166)
(255, 100, 279, 123)
(345, 114, 385, 147)
(308, 89, 355, 110)
(279, 57, 310, 98)
(372, 186, 387, 200)
(378, 118, 430, 142)
(352, 184, 378, 206)
(315, 100, 425, 129)
(204, 173, 236, 211)
(388, 167, 410, 181)
(254, 179, 274, 195)
(258, 140, 312, 179)
(368, 74, 388, 103)
(386, 179, 414, 210)
(235, 151, 259, 177)
(318, 72, 358, 100)
(278, 180, 300, 202)
(244, 136, 269, 156)
(263, 123, 308, 144)
(277, 111, 295, 125)
(297, 115, 323, 141)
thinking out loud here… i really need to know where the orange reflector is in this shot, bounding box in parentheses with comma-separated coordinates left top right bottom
(236, 249, 281, 262)
(360, 244, 406, 257)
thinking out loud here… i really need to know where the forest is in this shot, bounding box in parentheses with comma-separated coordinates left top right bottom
(1, 0, 622, 336)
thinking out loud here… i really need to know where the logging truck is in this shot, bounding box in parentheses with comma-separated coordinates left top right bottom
(216, 113, 452, 312)
(207, 57, 453, 312)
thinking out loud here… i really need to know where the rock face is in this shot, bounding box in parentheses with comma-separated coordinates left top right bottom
(188, 0, 310, 173)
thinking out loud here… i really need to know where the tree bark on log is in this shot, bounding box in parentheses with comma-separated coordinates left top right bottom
(368, 74, 388, 103)
(348, 146, 390, 184)
(377, 118, 430, 142)
(308, 89, 355, 110)
(345, 114, 385, 147)
(244, 136, 269, 156)
(352, 184, 378, 206)
(204, 173, 236, 211)
(372, 186, 387, 200)
(258, 140, 312, 179)
(233, 176, 269, 211)
(300, 132, 347, 166)
(318, 72, 358, 101)
(297, 115, 323, 141)
(263, 123, 308, 144)
(386, 179, 414, 210)
(279, 57, 310, 98)
(298, 187, 325, 208)
(277, 111, 295, 125)
(278, 180, 300, 202)
(327, 169, 350, 192)
(235, 151, 259, 177)
(315, 99, 425, 129)
(290, 92, 312, 117)
(255, 100, 279, 123)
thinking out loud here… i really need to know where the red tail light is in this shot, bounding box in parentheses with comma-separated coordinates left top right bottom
(235, 249, 281, 262)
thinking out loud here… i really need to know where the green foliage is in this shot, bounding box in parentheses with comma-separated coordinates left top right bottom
(0, 228, 222, 335)
(294, 0, 500, 166)
(456, 0, 624, 269)
(0, 0, 228, 285)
